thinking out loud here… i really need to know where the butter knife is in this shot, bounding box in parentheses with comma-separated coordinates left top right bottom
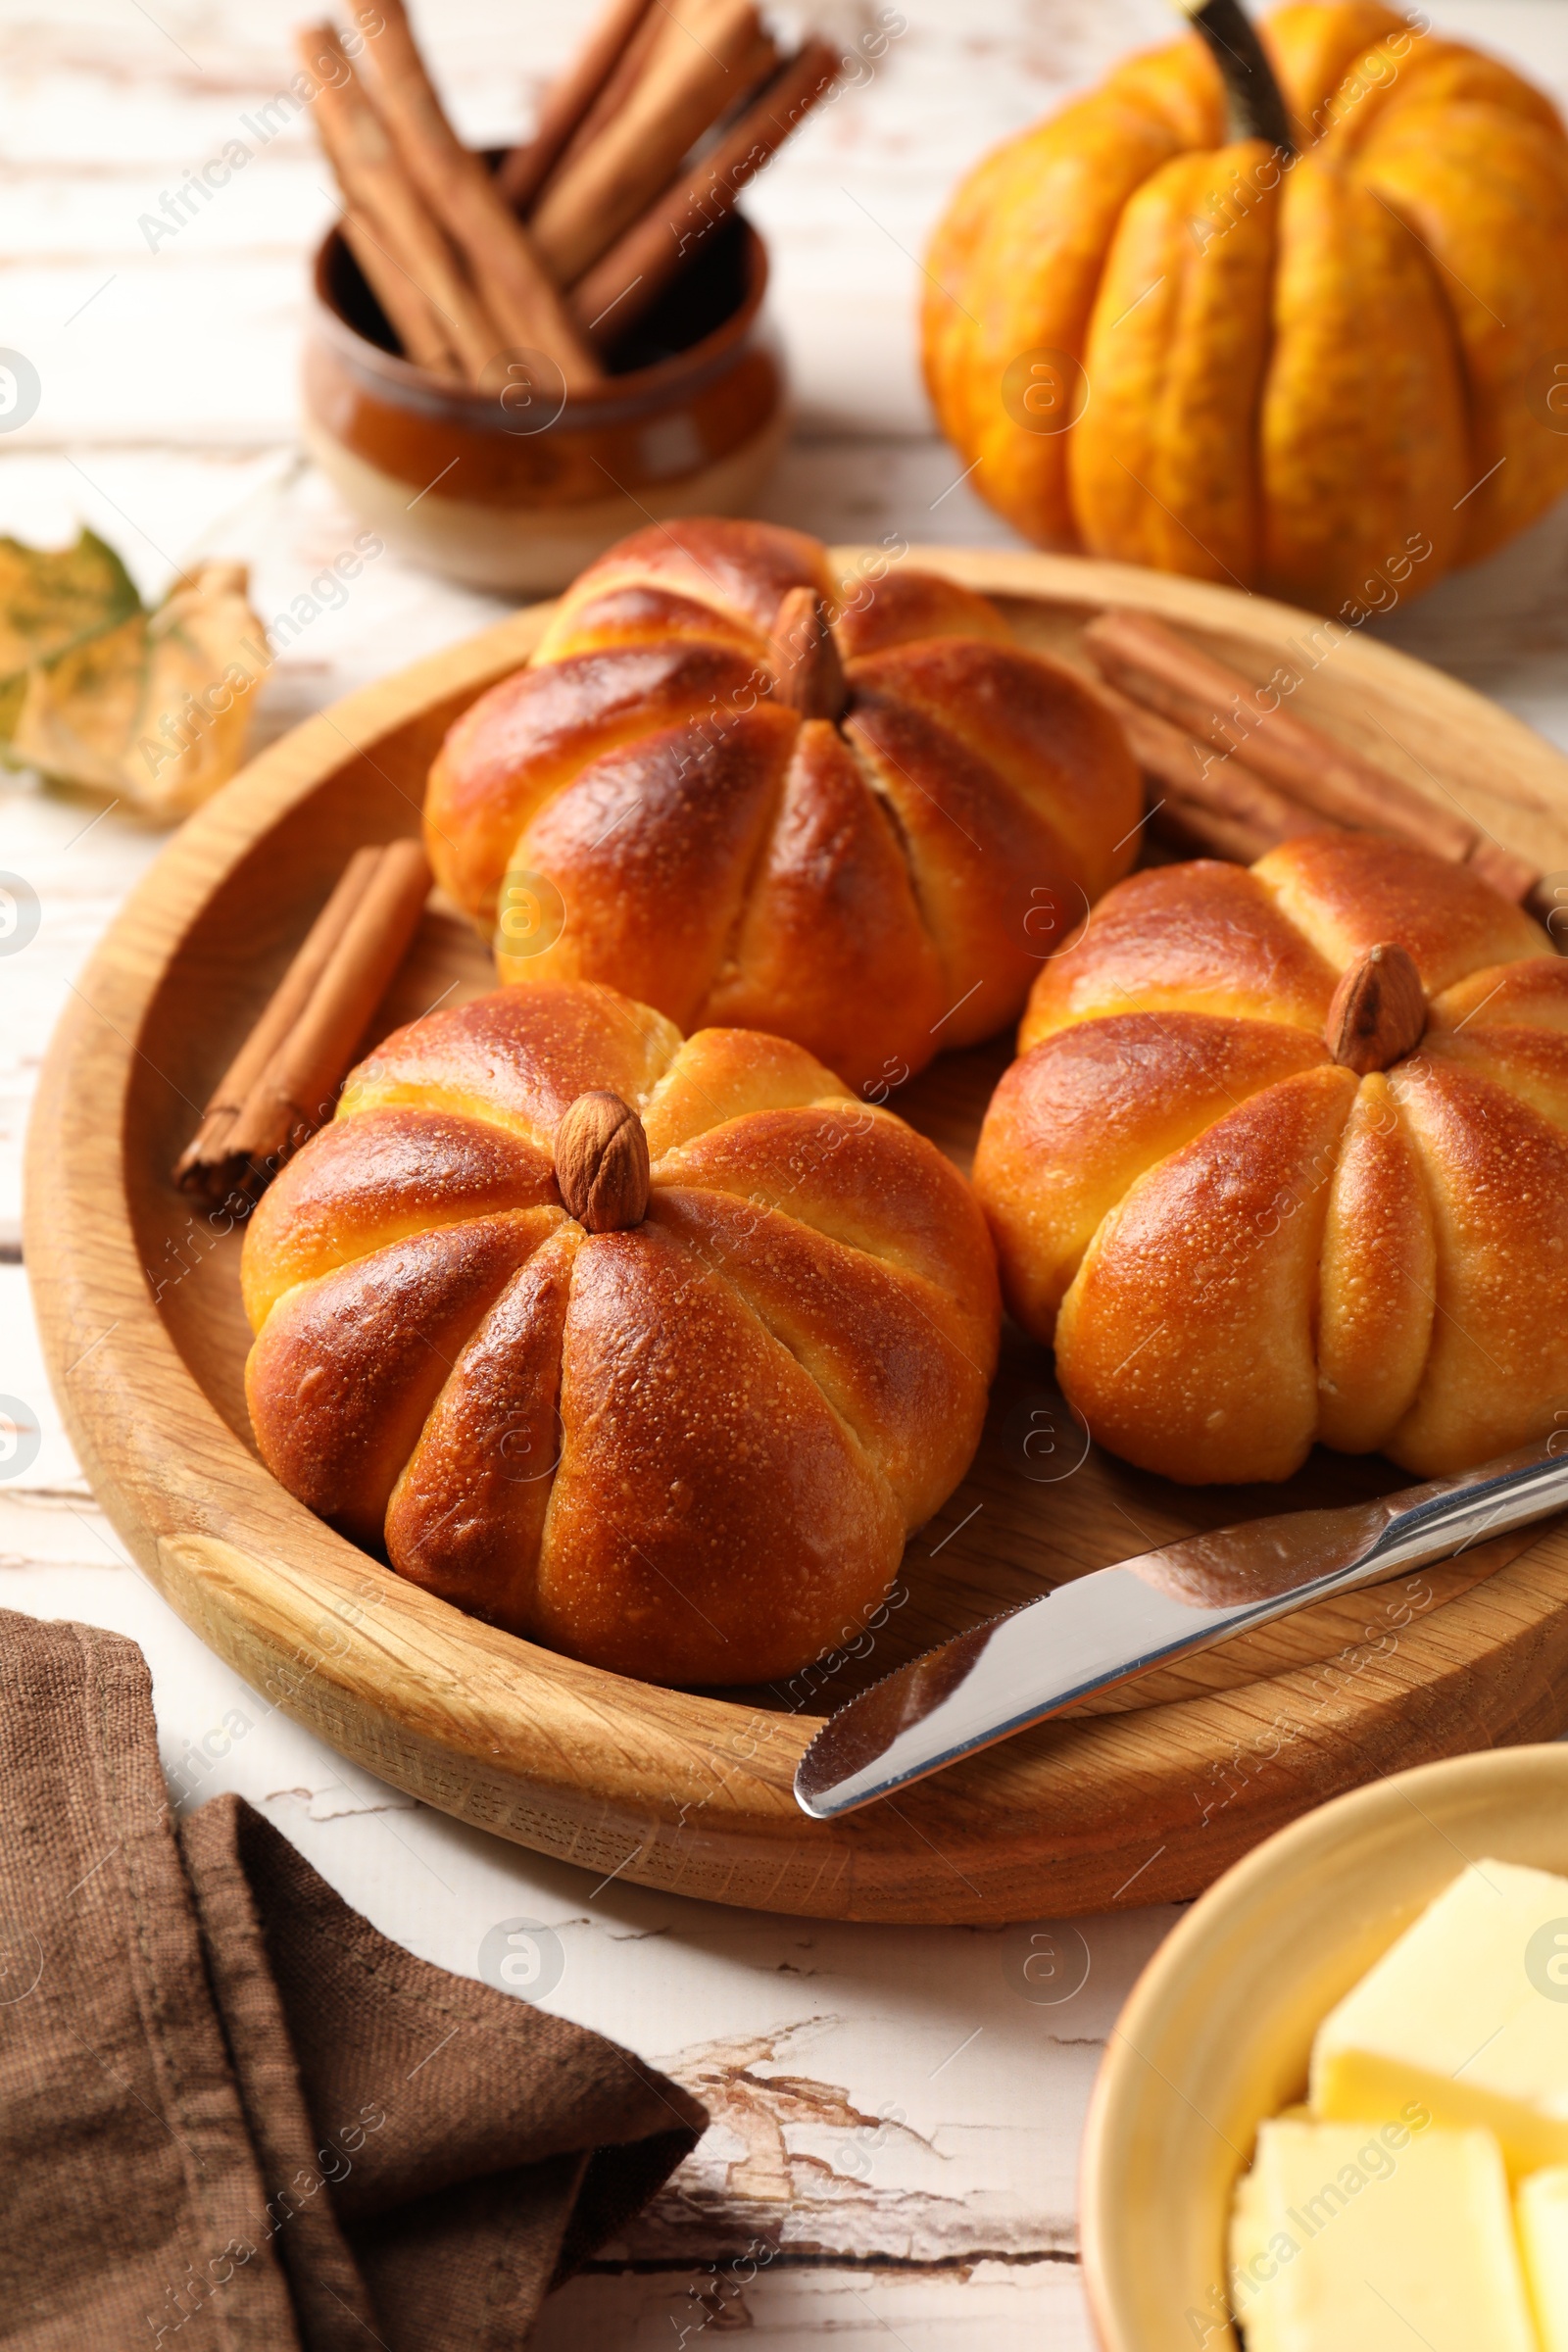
(794, 1434, 1568, 1820)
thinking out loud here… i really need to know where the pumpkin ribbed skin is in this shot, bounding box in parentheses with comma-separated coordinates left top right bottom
(923, 4, 1568, 612)
(972, 834, 1566, 1486)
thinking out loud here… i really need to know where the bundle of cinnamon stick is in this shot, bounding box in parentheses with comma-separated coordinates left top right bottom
(302, 0, 840, 389)
(176, 840, 431, 1201)
(1084, 609, 1543, 909)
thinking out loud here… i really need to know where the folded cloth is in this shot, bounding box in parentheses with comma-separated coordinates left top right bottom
(0, 1609, 707, 2350)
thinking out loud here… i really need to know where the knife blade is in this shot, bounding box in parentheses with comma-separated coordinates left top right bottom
(793, 1433, 1568, 1820)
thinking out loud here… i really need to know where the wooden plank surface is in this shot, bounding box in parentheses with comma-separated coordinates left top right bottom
(7, 1, 1568, 2341)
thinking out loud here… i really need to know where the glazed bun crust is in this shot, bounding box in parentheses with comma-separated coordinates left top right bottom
(243, 980, 1000, 1685)
(975, 832, 1562, 1484)
(425, 519, 1141, 1090)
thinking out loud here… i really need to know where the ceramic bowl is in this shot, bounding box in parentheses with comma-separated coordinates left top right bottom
(1079, 1742, 1568, 2350)
(302, 208, 788, 593)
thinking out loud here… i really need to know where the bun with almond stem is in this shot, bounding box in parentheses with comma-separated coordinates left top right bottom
(242, 979, 1000, 1685)
(973, 832, 1563, 1484)
(423, 519, 1143, 1093)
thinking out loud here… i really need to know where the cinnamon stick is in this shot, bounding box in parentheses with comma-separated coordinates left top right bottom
(359, 0, 602, 388)
(304, 25, 502, 384)
(530, 0, 780, 286)
(1152, 793, 1280, 866)
(174, 847, 383, 1195)
(1082, 609, 1480, 864)
(497, 0, 653, 212)
(1468, 838, 1541, 906)
(338, 204, 462, 379)
(530, 7, 673, 210)
(571, 40, 841, 340)
(1086, 609, 1542, 906)
(1095, 682, 1328, 859)
(220, 841, 432, 1187)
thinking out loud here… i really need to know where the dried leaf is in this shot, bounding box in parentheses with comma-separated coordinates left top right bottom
(0, 527, 142, 745)
(7, 560, 270, 819)
(0, 527, 140, 673)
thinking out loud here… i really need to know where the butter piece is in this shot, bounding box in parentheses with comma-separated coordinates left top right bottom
(1230, 2149, 1270, 2291)
(1521, 2167, 1568, 2352)
(1228, 2117, 1538, 2351)
(1311, 1859, 1568, 2178)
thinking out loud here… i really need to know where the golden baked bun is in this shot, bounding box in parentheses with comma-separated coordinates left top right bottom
(973, 833, 1563, 1484)
(423, 519, 1141, 1093)
(242, 980, 1000, 1685)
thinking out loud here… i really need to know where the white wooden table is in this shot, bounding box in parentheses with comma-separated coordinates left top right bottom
(6, 2, 1568, 2339)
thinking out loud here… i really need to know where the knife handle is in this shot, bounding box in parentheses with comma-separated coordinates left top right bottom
(1357, 1433, 1568, 1584)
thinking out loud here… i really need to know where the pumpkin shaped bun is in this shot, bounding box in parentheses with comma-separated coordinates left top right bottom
(242, 980, 1001, 1686)
(923, 3, 1568, 612)
(423, 519, 1141, 1093)
(973, 834, 1566, 1485)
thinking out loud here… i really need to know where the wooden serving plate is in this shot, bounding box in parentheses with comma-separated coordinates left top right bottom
(27, 550, 1568, 1925)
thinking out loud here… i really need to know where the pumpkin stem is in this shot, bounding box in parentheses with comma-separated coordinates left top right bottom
(1179, 0, 1296, 154)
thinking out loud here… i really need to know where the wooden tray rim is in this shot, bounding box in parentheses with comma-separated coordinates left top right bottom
(24, 545, 1568, 1925)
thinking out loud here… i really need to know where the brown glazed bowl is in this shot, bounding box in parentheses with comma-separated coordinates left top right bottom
(302, 210, 788, 593)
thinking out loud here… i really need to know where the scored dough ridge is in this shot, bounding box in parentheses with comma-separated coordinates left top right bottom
(247, 1018, 990, 1601)
(983, 831, 1566, 1481)
(655, 1215, 903, 1523)
(495, 551, 1106, 1040)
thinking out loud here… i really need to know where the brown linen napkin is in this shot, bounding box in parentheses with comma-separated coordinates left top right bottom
(0, 1609, 706, 2351)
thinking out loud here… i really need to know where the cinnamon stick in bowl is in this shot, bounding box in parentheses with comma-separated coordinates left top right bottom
(497, 0, 653, 212)
(570, 39, 841, 341)
(516, 0, 668, 216)
(304, 24, 504, 385)
(529, 0, 780, 286)
(336, 201, 461, 380)
(358, 0, 601, 387)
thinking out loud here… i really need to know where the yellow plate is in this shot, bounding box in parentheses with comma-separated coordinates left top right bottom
(1080, 1741, 1568, 2348)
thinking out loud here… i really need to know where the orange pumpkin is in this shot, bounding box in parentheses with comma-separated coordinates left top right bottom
(923, 3, 1568, 615)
